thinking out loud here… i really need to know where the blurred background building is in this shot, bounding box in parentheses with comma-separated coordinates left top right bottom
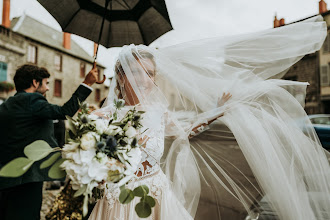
(276, 0, 330, 114)
(0, 0, 108, 105)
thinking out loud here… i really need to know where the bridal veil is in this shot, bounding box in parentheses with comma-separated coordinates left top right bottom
(100, 15, 330, 219)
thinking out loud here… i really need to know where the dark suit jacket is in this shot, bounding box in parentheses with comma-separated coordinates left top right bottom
(0, 85, 91, 190)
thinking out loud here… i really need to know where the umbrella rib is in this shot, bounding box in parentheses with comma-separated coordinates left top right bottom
(63, 8, 81, 30)
(114, 0, 130, 10)
(120, 0, 131, 10)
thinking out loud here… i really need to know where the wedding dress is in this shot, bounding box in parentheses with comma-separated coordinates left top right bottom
(89, 15, 330, 220)
(89, 106, 193, 220)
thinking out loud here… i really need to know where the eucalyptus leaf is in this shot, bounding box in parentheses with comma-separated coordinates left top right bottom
(144, 195, 156, 207)
(40, 152, 61, 169)
(48, 158, 66, 179)
(133, 186, 147, 197)
(0, 157, 34, 177)
(74, 184, 87, 198)
(135, 201, 152, 218)
(24, 140, 53, 161)
(119, 188, 134, 204)
(66, 116, 77, 136)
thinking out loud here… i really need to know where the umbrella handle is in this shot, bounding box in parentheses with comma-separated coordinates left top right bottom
(93, 61, 106, 84)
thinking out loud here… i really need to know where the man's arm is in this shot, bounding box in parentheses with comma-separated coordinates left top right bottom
(31, 67, 99, 119)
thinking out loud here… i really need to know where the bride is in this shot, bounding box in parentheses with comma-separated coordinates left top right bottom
(89, 15, 330, 220)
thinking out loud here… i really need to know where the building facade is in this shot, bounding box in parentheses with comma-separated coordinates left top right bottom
(275, 0, 330, 114)
(0, 14, 108, 106)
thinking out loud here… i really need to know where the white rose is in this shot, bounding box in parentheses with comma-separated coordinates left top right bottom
(94, 119, 108, 134)
(80, 132, 98, 150)
(125, 126, 137, 138)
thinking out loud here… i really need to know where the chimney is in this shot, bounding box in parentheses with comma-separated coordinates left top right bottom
(274, 15, 280, 28)
(319, 0, 328, 14)
(279, 18, 285, 26)
(2, 0, 10, 28)
(63, 32, 71, 49)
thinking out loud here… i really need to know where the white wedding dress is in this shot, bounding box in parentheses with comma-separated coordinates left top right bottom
(89, 107, 193, 220)
(89, 15, 330, 220)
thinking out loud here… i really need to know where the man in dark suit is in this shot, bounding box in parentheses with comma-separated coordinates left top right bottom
(0, 64, 99, 219)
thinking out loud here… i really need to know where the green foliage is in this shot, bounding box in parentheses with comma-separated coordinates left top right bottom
(133, 185, 149, 197)
(135, 201, 152, 218)
(24, 140, 53, 161)
(40, 152, 61, 169)
(119, 188, 135, 204)
(119, 184, 155, 218)
(48, 158, 66, 179)
(74, 184, 87, 197)
(0, 157, 34, 177)
(144, 195, 156, 207)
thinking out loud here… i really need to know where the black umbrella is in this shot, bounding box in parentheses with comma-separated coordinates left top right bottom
(37, 0, 173, 83)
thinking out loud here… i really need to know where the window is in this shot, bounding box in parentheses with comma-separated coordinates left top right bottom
(27, 45, 37, 64)
(323, 32, 330, 54)
(80, 62, 86, 78)
(320, 65, 330, 86)
(0, 62, 7, 81)
(95, 89, 101, 102)
(54, 54, 62, 71)
(54, 80, 62, 97)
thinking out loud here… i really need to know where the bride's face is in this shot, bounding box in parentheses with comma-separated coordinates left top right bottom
(117, 58, 156, 105)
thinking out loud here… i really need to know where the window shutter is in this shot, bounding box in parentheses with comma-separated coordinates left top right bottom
(95, 89, 100, 102)
(54, 80, 62, 97)
(320, 65, 330, 86)
(0, 62, 7, 81)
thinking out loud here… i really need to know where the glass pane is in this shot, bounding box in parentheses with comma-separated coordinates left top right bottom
(0, 62, 7, 81)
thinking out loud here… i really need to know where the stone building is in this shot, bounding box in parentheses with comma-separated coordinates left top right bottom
(0, 0, 108, 106)
(274, 0, 330, 114)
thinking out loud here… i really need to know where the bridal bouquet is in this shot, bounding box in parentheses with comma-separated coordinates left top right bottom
(0, 100, 156, 218)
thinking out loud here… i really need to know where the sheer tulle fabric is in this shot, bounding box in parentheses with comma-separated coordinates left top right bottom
(90, 15, 330, 220)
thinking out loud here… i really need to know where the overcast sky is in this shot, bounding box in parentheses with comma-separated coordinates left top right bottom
(0, 0, 323, 77)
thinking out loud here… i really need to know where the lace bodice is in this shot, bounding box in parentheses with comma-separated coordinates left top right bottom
(135, 109, 165, 178)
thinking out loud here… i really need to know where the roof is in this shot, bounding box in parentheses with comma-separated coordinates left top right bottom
(10, 15, 105, 68)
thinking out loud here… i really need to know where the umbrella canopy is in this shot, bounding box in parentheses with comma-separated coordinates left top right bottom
(37, 0, 173, 48)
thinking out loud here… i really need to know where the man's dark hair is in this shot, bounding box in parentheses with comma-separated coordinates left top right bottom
(14, 64, 50, 91)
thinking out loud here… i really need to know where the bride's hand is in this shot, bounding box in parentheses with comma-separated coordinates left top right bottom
(217, 92, 232, 107)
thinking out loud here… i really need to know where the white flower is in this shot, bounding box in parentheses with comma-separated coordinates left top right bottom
(80, 149, 96, 163)
(62, 151, 82, 164)
(104, 125, 122, 136)
(80, 132, 99, 150)
(96, 152, 108, 164)
(88, 160, 108, 182)
(125, 148, 142, 173)
(125, 126, 137, 138)
(88, 114, 99, 121)
(62, 142, 80, 152)
(94, 119, 108, 134)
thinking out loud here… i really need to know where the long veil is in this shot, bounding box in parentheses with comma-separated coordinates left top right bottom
(100, 15, 330, 220)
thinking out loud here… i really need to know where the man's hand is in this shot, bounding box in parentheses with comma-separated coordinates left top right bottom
(83, 66, 99, 86)
(217, 92, 232, 107)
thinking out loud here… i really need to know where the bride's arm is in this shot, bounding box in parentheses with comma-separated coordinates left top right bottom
(189, 92, 231, 138)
